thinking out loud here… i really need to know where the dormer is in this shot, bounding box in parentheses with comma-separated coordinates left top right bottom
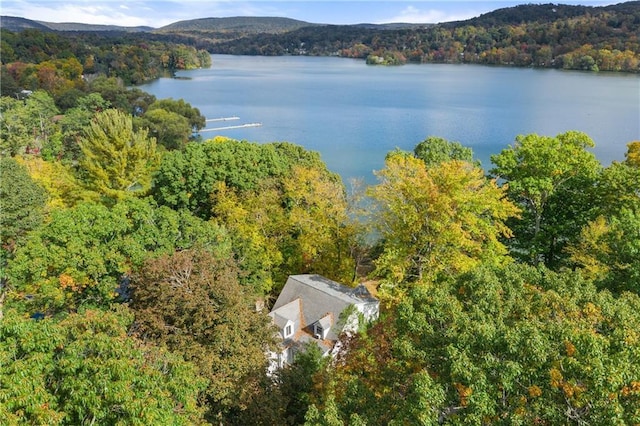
(269, 298, 302, 342)
(313, 313, 333, 340)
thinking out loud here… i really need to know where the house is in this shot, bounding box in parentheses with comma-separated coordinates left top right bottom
(269, 274, 379, 369)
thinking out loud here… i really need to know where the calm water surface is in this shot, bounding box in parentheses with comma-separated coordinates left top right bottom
(140, 55, 640, 183)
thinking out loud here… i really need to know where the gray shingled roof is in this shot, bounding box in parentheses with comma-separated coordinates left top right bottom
(271, 299, 300, 327)
(318, 314, 333, 331)
(271, 274, 377, 342)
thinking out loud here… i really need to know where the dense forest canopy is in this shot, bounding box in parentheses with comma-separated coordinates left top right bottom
(208, 2, 640, 71)
(0, 28, 212, 87)
(1, 4, 640, 424)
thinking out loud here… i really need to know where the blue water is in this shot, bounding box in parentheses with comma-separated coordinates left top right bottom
(140, 55, 640, 183)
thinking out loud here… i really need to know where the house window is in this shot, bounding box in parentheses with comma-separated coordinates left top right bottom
(314, 324, 323, 339)
(284, 324, 293, 338)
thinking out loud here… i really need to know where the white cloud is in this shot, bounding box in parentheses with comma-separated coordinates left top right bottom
(3, 2, 150, 26)
(382, 5, 480, 24)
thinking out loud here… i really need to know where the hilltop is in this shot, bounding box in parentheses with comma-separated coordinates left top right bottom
(0, 14, 428, 33)
(156, 16, 315, 33)
(0, 16, 52, 32)
(0, 15, 152, 32)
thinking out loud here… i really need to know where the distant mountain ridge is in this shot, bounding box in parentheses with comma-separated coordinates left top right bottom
(0, 15, 315, 33)
(156, 16, 315, 33)
(37, 21, 153, 32)
(1, 14, 436, 34)
(1, 2, 638, 34)
(1, 16, 52, 31)
(351, 23, 433, 30)
(0, 15, 152, 32)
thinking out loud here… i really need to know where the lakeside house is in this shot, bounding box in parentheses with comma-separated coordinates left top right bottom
(268, 274, 379, 369)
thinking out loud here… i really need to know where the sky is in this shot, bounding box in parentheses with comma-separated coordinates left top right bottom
(1, 0, 624, 28)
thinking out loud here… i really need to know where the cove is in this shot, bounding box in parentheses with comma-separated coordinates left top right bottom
(140, 54, 640, 183)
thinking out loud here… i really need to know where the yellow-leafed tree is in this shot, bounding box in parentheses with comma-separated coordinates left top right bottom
(368, 152, 519, 291)
(79, 109, 159, 202)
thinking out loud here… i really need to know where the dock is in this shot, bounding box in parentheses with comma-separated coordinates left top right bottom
(200, 123, 262, 132)
(206, 116, 240, 122)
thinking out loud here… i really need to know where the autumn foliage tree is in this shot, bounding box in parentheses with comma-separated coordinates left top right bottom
(213, 165, 361, 294)
(567, 152, 640, 294)
(78, 108, 159, 201)
(6, 198, 229, 315)
(15, 156, 89, 210)
(626, 141, 640, 167)
(368, 151, 519, 291)
(129, 248, 277, 423)
(155, 139, 360, 294)
(312, 263, 640, 425)
(281, 165, 357, 282)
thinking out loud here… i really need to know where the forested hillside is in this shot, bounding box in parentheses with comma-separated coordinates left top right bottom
(0, 28, 211, 87)
(1, 10, 640, 425)
(210, 2, 640, 71)
(157, 16, 315, 33)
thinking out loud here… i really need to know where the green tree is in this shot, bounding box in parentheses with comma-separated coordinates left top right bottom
(278, 343, 328, 425)
(88, 76, 134, 112)
(6, 198, 230, 314)
(0, 67, 19, 97)
(593, 161, 640, 218)
(78, 108, 159, 201)
(368, 152, 519, 291)
(0, 307, 206, 425)
(490, 131, 602, 268)
(0, 91, 59, 156)
(59, 93, 111, 161)
(315, 263, 640, 425)
(135, 108, 191, 150)
(0, 97, 30, 156)
(568, 158, 640, 293)
(23, 91, 59, 153)
(229, 342, 329, 426)
(153, 140, 327, 219)
(413, 136, 477, 168)
(129, 248, 277, 422)
(304, 389, 362, 426)
(146, 97, 205, 132)
(0, 157, 47, 248)
(0, 157, 47, 317)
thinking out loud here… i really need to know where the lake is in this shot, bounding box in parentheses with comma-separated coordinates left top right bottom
(140, 54, 640, 183)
